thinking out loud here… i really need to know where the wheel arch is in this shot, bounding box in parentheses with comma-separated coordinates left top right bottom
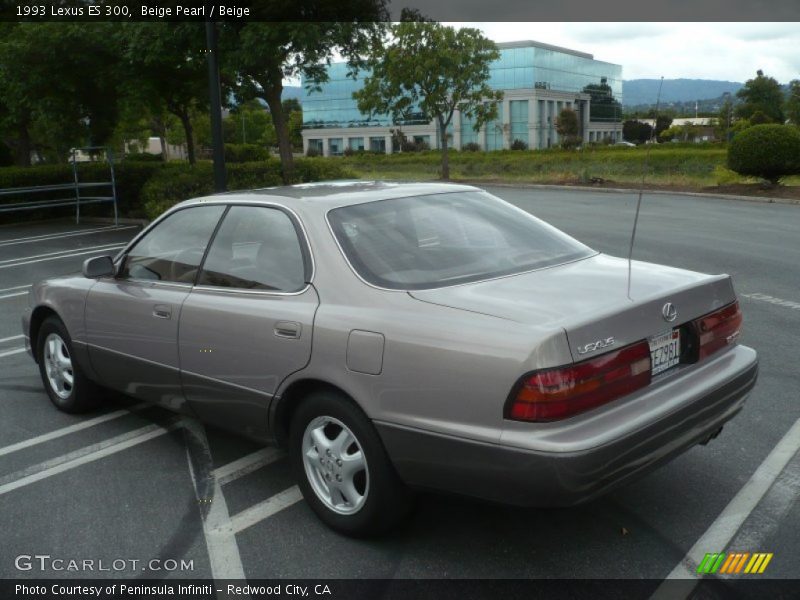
(271, 378, 365, 448)
(28, 305, 60, 363)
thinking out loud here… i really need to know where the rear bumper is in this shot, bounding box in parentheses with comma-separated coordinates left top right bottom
(376, 345, 758, 506)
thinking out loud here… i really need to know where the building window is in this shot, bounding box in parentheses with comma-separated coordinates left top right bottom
(460, 112, 479, 149)
(328, 138, 343, 156)
(485, 102, 504, 151)
(308, 139, 323, 153)
(369, 137, 386, 153)
(348, 137, 364, 151)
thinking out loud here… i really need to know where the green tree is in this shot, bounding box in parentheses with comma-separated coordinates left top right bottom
(0, 23, 123, 165)
(220, 6, 387, 183)
(282, 98, 301, 114)
(287, 109, 304, 151)
(556, 108, 579, 147)
(120, 23, 209, 165)
(654, 115, 673, 142)
(786, 80, 800, 126)
(736, 70, 785, 123)
(749, 110, 772, 125)
(716, 98, 734, 141)
(622, 120, 652, 144)
(221, 101, 276, 147)
(354, 21, 502, 180)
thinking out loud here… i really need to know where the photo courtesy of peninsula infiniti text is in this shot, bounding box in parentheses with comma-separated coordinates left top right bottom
(21, 182, 759, 536)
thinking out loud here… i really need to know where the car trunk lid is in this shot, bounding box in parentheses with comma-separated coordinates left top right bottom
(409, 254, 736, 361)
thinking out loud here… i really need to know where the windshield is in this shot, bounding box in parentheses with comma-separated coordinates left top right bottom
(328, 191, 595, 290)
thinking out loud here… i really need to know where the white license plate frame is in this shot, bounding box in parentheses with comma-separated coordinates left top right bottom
(648, 328, 681, 376)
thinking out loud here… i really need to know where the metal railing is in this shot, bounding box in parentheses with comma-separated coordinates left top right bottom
(0, 146, 118, 225)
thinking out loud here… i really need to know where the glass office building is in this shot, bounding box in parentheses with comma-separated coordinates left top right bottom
(302, 40, 623, 154)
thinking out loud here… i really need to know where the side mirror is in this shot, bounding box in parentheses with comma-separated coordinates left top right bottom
(82, 255, 115, 279)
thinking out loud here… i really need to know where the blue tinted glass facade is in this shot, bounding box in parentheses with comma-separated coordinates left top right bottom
(486, 46, 535, 90)
(460, 112, 479, 147)
(509, 100, 529, 146)
(302, 42, 622, 129)
(485, 102, 504, 151)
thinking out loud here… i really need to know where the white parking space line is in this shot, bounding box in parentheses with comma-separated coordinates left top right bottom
(0, 402, 148, 458)
(224, 486, 303, 535)
(0, 242, 125, 265)
(651, 417, 800, 598)
(0, 347, 26, 358)
(0, 244, 125, 269)
(0, 422, 179, 497)
(0, 225, 137, 247)
(0, 334, 24, 344)
(183, 419, 247, 581)
(0, 284, 31, 293)
(213, 447, 284, 486)
(741, 292, 800, 311)
(0, 291, 28, 300)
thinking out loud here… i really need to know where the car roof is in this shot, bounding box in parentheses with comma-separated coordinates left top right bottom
(176, 181, 481, 212)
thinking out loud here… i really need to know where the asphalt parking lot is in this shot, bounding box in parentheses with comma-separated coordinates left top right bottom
(0, 187, 798, 588)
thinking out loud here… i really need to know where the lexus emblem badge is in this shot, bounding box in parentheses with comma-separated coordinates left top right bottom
(662, 302, 678, 322)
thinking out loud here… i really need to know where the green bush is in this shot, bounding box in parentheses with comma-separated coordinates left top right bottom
(141, 158, 355, 219)
(510, 139, 528, 150)
(727, 124, 800, 183)
(462, 142, 481, 152)
(224, 143, 270, 163)
(0, 142, 14, 167)
(123, 152, 164, 162)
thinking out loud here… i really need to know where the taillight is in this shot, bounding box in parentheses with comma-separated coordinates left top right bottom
(505, 341, 651, 422)
(694, 301, 742, 360)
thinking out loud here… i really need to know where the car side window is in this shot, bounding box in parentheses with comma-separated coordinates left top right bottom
(120, 205, 225, 283)
(198, 206, 308, 292)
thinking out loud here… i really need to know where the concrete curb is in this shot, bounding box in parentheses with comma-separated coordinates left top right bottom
(463, 181, 800, 206)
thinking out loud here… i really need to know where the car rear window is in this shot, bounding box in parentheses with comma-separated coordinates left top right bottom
(328, 191, 595, 290)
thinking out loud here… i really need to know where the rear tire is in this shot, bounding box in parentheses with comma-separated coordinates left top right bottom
(37, 316, 101, 413)
(289, 390, 413, 537)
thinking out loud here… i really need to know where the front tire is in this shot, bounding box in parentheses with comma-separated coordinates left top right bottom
(37, 316, 101, 413)
(289, 390, 413, 537)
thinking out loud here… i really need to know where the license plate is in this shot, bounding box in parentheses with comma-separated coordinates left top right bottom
(648, 329, 680, 376)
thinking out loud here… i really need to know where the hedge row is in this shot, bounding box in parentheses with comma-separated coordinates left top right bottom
(0, 158, 354, 223)
(337, 144, 728, 183)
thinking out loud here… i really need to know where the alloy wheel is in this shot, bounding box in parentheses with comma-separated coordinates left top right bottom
(302, 416, 369, 515)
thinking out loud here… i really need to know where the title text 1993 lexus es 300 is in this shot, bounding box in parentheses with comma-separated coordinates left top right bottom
(22, 182, 758, 536)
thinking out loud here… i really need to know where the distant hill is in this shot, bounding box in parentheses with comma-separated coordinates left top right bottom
(622, 79, 743, 106)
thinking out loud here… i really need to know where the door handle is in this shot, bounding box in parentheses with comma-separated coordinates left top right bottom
(153, 304, 172, 319)
(274, 321, 301, 339)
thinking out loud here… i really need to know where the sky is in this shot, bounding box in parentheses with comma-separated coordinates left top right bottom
(451, 23, 800, 82)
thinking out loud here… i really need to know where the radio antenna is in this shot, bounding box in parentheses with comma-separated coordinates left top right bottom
(627, 76, 664, 300)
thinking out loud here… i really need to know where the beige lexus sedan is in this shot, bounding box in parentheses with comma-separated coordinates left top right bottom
(22, 182, 758, 536)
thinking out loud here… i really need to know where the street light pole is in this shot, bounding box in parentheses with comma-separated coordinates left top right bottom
(205, 21, 226, 193)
